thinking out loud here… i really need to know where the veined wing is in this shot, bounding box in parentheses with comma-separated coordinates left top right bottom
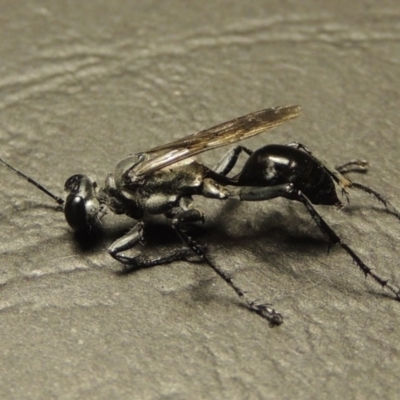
(130, 105, 301, 181)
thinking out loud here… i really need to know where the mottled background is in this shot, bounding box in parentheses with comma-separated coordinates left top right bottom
(0, 1, 399, 399)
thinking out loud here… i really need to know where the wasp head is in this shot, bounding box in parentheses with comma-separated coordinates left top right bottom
(64, 174, 100, 232)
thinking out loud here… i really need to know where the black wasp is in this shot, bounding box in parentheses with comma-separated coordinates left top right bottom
(1, 105, 400, 326)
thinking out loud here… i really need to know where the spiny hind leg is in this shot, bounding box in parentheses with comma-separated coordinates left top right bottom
(350, 182, 400, 220)
(238, 183, 400, 299)
(295, 190, 400, 300)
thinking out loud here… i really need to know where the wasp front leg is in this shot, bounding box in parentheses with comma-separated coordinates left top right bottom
(108, 221, 194, 272)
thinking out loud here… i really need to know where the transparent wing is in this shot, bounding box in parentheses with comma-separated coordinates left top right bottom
(130, 105, 301, 181)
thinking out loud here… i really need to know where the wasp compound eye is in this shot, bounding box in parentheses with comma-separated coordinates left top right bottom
(64, 195, 88, 231)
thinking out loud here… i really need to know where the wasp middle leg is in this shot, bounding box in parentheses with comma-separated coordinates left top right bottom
(168, 197, 284, 326)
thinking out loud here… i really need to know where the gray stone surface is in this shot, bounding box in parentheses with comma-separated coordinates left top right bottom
(0, 1, 399, 399)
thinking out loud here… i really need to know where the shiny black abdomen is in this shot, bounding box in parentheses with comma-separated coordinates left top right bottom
(237, 145, 340, 205)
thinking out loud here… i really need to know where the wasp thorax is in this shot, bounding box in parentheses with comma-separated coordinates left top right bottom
(63, 174, 100, 232)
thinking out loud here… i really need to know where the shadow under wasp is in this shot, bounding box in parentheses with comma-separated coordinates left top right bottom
(1, 105, 399, 326)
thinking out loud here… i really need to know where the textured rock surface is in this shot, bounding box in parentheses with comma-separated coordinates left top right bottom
(0, 1, 399, 399)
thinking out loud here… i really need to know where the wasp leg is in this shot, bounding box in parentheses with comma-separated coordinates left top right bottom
(286, 142, 400, 220)
(235, 184, 400, 301)
(171, 209, 206, 257)
(336, 160, 369, 174)
(295, 190, 400, 300)
(171, 208, 283, 326)
(235, 183, 295, 202)
(202, 179, 231, 199)
(213, 145, 253, 176)
(350, 182, 400, 220)
(108, 222, 194, 272)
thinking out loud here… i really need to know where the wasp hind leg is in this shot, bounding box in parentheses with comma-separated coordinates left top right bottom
(295, 190, 400, 300)
(237, 183, 400, 301)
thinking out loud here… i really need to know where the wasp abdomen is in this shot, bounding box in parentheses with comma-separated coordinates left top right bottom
(238, 145, 340, 206)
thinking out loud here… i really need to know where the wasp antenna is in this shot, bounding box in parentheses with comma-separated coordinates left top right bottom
(0, 156, 64, 205)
